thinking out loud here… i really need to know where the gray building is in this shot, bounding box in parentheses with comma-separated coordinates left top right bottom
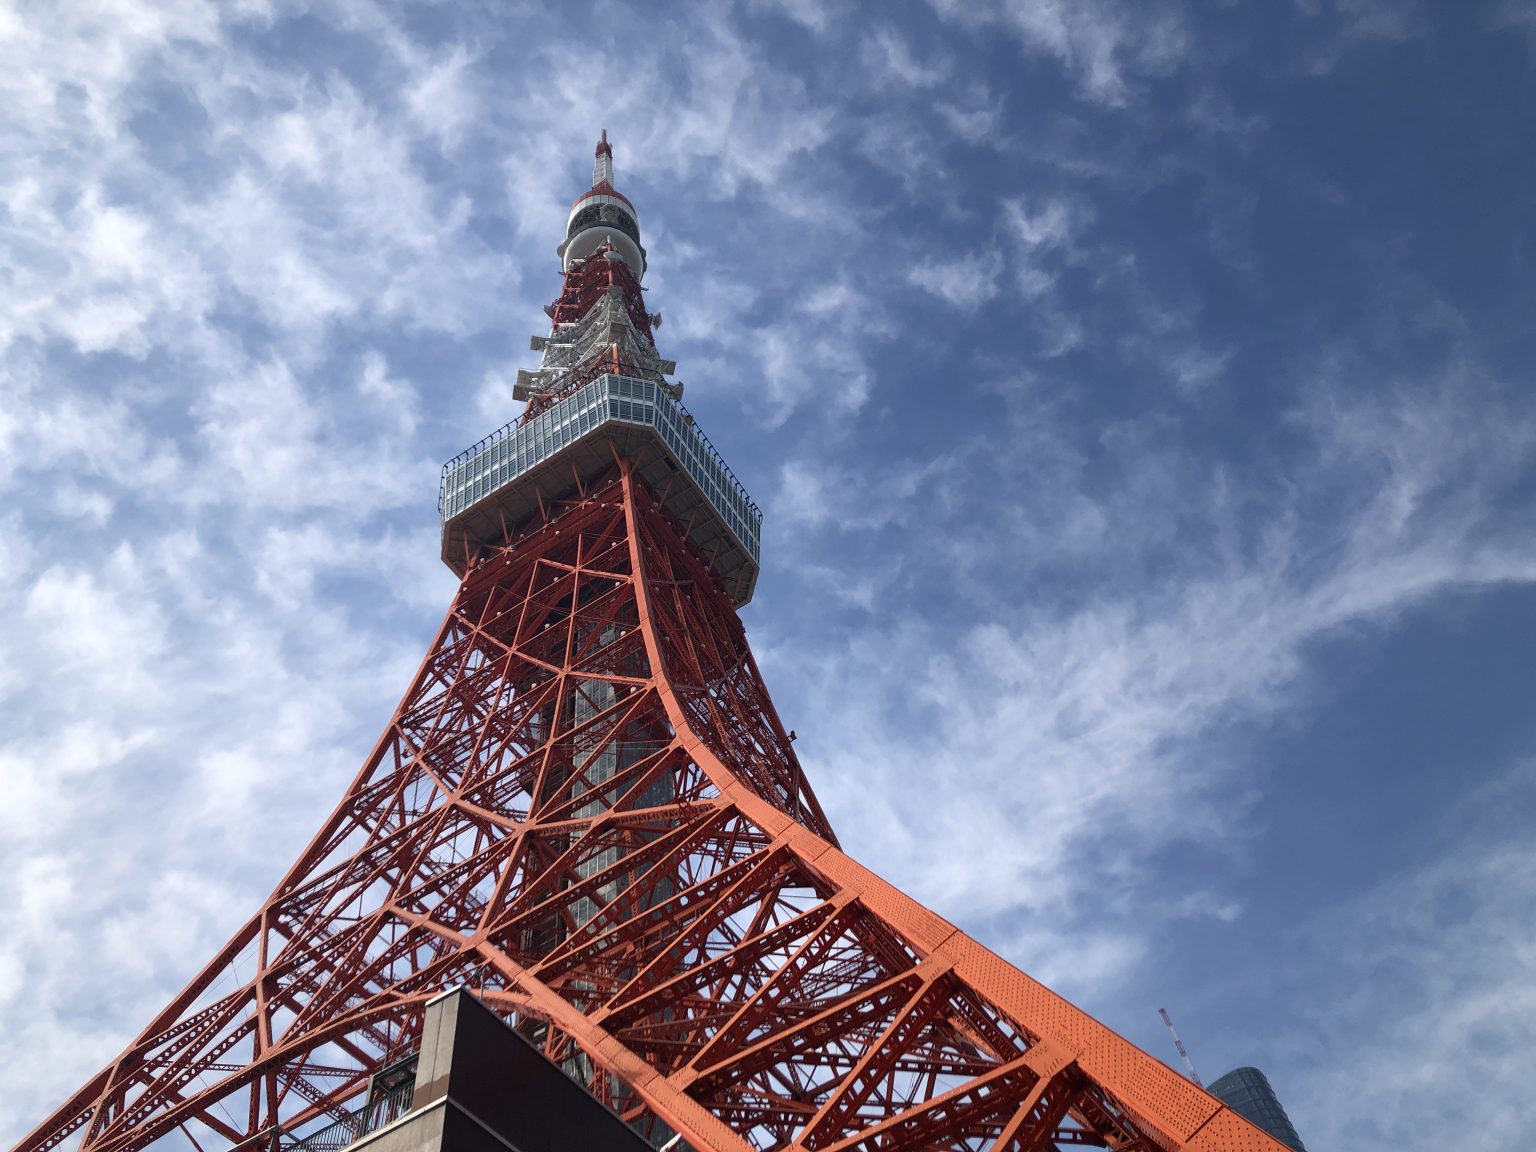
(289, 989, 659, 1152)
(1208, 1066, 1308, 1152)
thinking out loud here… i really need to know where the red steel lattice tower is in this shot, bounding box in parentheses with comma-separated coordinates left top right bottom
(16, 136, 1290, 1152)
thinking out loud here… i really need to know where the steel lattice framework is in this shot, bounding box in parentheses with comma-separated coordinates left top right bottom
(15, 136, 1290, 1152)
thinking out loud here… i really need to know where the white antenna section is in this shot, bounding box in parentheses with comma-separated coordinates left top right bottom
(1158, 1007, 1204, 1088)
(593, 128, 614, 185)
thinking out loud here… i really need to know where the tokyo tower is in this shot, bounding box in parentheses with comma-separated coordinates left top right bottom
(16, 134, 1289, 1152)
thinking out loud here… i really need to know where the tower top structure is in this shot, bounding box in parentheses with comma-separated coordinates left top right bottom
(440, 131, 759, 603)
(560, 129, 645, 278)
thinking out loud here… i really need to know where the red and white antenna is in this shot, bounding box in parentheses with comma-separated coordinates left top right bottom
(1158, 1007, 1204, 1088)
(593, 127, 614, 186)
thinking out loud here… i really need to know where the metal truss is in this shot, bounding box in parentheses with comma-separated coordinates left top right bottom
(16, 460, 1286, 1152)
(519, 247, 674, 422)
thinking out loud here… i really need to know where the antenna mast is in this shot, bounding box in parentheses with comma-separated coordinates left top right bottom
(1158, 1007, 1204, 1088)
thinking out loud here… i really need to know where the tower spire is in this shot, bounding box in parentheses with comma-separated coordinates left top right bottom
(558, 130, 644, 278)
(593, 127, 614, 186)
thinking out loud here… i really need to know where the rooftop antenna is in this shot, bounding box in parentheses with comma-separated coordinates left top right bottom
(1158, 1007, 1204, 1088)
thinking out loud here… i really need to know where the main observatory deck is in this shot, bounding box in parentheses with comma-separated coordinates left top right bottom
(439, 373, 762, 605)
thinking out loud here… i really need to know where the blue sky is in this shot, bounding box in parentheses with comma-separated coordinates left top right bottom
(2, 1, 1534, 1148)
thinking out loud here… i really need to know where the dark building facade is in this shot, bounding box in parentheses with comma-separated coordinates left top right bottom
(334, 988, 657, 1152)
(1207, 1067, 1308, 1152)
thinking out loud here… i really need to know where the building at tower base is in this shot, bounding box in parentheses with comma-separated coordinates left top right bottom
(1207, 1067, 1307, 1152)
(299, 988, 654, 1152)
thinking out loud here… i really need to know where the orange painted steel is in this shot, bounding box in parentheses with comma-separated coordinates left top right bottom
(14, 463, 1289, 1152)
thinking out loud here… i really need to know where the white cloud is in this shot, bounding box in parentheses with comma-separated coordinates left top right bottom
(405, 43, 479, 147)
(907, 249, 1004, 310)
(928, 0, 1189, 106)
(775, 449, 970, 534)
(764, 352, 1536, 1019)
(936, 96, 1004, 145)
(0, 9, 477, 1124)
(863, 26, 950, 88)
(0, 180, 215, 357)
(1003, 195, 1082, 250)
(1186, 88, 1268, 141)
(1494, 0, 1536, 33)
(999, 194, 1087, 302)
(1284, 760, 1536, 1150)
(1296, 0, 1428, 42)
(748, 0, 834, 34)
(1288, 0, 1431, 72)
(852, 112, 947, 188)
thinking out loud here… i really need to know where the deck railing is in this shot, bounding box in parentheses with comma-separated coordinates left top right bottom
(439, 374, 761, 562)
(284, 1080, 414, 1152)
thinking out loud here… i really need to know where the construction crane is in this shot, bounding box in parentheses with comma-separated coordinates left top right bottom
(1158, 1007, 1204, 1088)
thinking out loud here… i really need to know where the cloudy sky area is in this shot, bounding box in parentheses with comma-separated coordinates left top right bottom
(3, 1, 1535, 1147)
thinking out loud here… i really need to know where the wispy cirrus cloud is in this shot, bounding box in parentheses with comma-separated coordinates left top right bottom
(907, 249, 1004, 311)
(1494, 0, 1536, 31)
(1279, 758, 1536, 1150)
(862, 25, 951, 89)
(764, 331, 1536, 1012)
(926, 0, 1189, 106)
